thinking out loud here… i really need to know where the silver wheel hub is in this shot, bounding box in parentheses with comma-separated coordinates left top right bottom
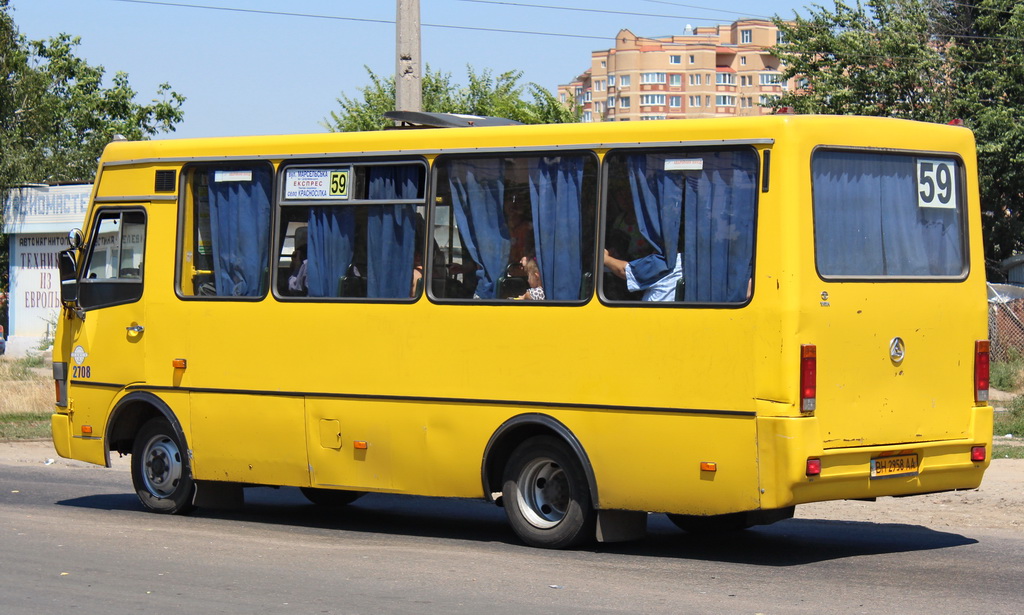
(141, 434, 182, 498)
(516, 457, 569, 529)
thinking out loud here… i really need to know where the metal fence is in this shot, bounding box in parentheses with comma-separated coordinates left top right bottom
(989, 284, 1024, 362)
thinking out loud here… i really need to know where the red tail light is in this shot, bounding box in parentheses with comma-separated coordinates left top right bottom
(800, 344, 816, 413)
(975, 340, 989, 403)
(970, 446, 986, 462)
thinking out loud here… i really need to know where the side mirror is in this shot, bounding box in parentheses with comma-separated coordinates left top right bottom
(58, 249, 79, 305)
(67, 228, 84, 250)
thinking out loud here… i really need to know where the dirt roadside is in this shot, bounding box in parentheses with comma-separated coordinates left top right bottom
(2, 439, 1020, 533)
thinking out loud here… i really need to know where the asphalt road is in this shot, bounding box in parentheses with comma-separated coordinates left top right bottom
(1, 459, 1022, 614)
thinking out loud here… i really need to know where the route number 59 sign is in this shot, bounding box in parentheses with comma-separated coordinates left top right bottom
(917, 159, 957, 209)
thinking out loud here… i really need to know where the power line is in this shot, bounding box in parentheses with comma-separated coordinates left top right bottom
(947, 0, 1022, 18)
(637, 0, 771, 19)
(99, 0, 1024, 48)
(108, 0, 394, 26)
(104, 0, 621, 41)
(454, 0, 767, 22)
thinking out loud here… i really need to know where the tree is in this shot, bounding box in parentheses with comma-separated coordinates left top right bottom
(771, 0, 951, 120)
(323, 65, 577, 132)
(943, 0, 1024, 274)
(0, 0, 185, 187)
(0, 0, 185, 331)
(770, 0, 1024, 278)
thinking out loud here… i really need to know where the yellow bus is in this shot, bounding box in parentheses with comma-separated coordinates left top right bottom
(52, 113, 992, 549)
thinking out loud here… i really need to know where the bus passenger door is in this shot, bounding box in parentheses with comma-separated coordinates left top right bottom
(65, 208, 148, 464)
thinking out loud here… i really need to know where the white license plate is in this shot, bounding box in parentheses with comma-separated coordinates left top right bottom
(870, 454, 919, 479)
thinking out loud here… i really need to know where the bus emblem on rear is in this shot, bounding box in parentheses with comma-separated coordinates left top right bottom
(889, 337, 906, 364)
(71, 345, 89, 365)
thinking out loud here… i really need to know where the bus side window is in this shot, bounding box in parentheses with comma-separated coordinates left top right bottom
(601, 148, 757, 304)
(276, 163, 426, 301)
(79, 209, 146, 309)
(430, 153, 597, 302)
(180, 164, 273, 298)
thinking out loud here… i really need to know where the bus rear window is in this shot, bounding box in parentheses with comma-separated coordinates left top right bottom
(812, 150, 966, 278)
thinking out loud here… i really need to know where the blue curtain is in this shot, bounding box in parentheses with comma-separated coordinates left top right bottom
(527, 156, 585, 300)
(366, 166, 419, 298)
(626, 154, 683, 287)
(448, 159, 511, 299)
(306, 207, 355, 297)
(207, 167, 271, 297)
(813, 152, 962, 276)
(682, 150, 757, 302)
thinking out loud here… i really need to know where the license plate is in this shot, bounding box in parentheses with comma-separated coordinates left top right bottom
(870, 454, 919, 479)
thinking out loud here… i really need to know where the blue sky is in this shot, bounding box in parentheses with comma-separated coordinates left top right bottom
(8, 0, 809, 139)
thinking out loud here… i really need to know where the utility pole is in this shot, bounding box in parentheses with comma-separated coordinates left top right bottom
(396, 0, 422, 113)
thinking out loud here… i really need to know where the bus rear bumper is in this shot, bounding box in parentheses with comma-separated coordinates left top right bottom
(786, 440, 989, 506)
(757, 410, 992, 509)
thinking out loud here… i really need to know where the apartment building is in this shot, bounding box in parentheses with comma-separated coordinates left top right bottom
(558, 20, 796, 122)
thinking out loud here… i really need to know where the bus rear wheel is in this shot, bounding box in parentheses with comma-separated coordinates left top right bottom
(131, 418, 196, 515)
(502, 436, 595, 549)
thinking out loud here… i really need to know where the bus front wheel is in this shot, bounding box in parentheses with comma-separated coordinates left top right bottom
(501, 436, 595, 549)
(131, 418, 196, 515)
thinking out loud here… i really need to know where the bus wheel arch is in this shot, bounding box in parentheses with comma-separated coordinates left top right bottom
(106, 391, 185, 461)
(483, 416, 601, 548)
(482, 413, 598, 510)
(107, 392, 197, 515)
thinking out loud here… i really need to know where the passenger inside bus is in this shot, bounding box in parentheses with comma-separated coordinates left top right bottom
(287, 225, 308, 295)
(603, 249, 682, 302)
(432, 154, 596, 301)
(517, 256, 545, 300)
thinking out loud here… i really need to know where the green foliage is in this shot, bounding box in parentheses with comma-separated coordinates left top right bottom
(323, 65, 578, 132)
(772, 0, 950, 119)
(770, 0, 1024, 278)
(990, 353, 1024, 391)
(944, 0, 1024, 275)
(0, 0, 185, 186)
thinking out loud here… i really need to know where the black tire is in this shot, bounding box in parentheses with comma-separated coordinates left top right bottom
(502, 435, 596, 549)
(300, 487, 364, 507)
(131, 418, 196, 515)
(666, 512, 753, 533)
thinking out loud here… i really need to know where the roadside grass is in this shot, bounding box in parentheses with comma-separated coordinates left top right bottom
(993, 394, 1024, 458)
(992, 442, 1024, 459)
(991, 353, 1024, 391)
(0, 356, 53, 441)
(0, 411, 50, 440)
